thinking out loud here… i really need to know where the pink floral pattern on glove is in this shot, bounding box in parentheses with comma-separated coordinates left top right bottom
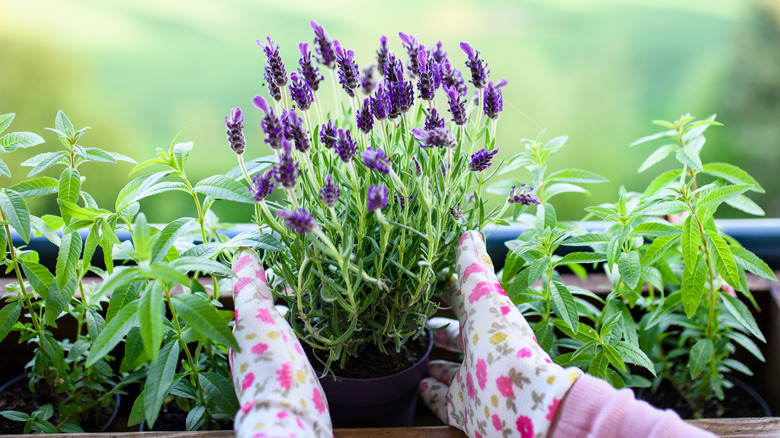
(419, 231, 581, 438)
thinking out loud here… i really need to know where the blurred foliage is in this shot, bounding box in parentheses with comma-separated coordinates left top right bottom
(0, 0, 777, 221)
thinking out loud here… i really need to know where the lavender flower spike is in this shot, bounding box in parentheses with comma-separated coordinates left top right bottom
(298, 42, 323, 91)
(425, 108, 445, 130)
(371, 83, 390, 121)
(334, 41, 359, 97)
(254, 95, 284, 150)
(258, 37, 288, 87)
(288, 72, 314, 111)
(278, 208, 317, 234)
(483, 81, 503, 120)
(356, 98, 374, 134)
(376, 35, 390, 77)
(508, 184, 541, 205)
(334, 128, 357, 163)
(399, 32, 421, 78)
(445, 86, 467, 126)
(460, 42, 489, 89)
(367, 184, 388, 211)
(275, 140, 300, 189)
(310, 21, 336, 68)
(362, 147, 392, 174)
(282, 109, 311, 153)
(320, 119, 337, 149)
(225, 108, 245, 154)
(468, 148, 499, 172)
(251, 168, 276, 200)
(319, 174, 340, 208)
(412, 127, 456, 148)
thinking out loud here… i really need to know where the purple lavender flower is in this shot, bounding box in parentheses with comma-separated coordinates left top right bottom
(278, 208, 317, 234)
(319, 174, 340, 208)
(450, 203, 463, 220)
(460, 42, 489, 89)
(416, 50, 436, 101)
(496, 78, 508, 89)
(264, 69, 282, 102)
(334, 41, 359, 97)
(441, 59, 467, 96)
(254, 96, 285, 150)
(411, 156, 422, 176)
(431, 41, 447, 63)
(384, 54, 404, 81)
(275, 140, 300, 189)
(258, 37, 288, 87)
(376, 35, 390, 77)
(356, 98, 374, 134)
(282, 109, 311, 153)
(371, 83, 390, 121)
(320, 119, 337, 149)
(250, 169, 276, 200)
(445, 86, 467, 126)
(360, 65, 376, 95)
(399, 32, 421, 78)
(508, 184, 541, 205)
(288, 72, 314, 111)
(469, 148, 499, 172)
(334, 128, 357, 163)
(310, 21, 336, 68)
(367, 184, 388, 211)
(298, 43, 323, 91)
(362, 147, 391, 174)
(225, 108, 245, 154)
(387, 79, 414, 119)
(425, 108, 445, 130)
(483, 81, 503, 120)
(412, 127, 456, 148)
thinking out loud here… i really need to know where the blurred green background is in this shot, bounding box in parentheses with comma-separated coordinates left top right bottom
(1, 0, 779, 222)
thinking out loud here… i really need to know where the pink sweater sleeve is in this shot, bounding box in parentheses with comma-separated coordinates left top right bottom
(549, 374, 716, 438)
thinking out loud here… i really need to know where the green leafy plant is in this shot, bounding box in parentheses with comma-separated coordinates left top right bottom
(0, 111, 136, 432)
(495, 132, 657, 388)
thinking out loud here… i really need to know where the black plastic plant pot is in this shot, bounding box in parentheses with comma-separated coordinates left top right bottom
(318, 331, 434, 428)
(0, 374, 120, 433)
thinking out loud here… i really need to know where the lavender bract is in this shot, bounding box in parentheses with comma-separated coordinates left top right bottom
(288, 72, 314, 111)
(298, 42, 324, 91)
(399, 32, 421, 78)
(360, 65, 376, 95)
(412, 127, 456, 148)
(356, 98, 374, 134)
(320, 119, 337, 149)
(460, 42, 489, 89)
(334, 41, 359, 97)
(441, 59, 467, 96)
(416, 51, 436, 101)
(310, 21, 336, 68)
(259, 37, 288, 87)
(251, 168, 276, 200)
(483, 81, 503, 120)
(508, 184, 541, 205)
(278, 208, 317, 234)
(282, 109, 311, 153)
(225, 108, 245, 154)
(367, 184, 388, 211)
(376, 36, 390, 77)
(254, 95, 285, 150)
(468, 148, 499, 172)
(334, 128, 357, 163)
(362, 147, 392, 174)
(425, 108, 445, 130)
(445, 86, 468, 126)
(371, 84, 390, 121)
(431, 40, 447, 63)
(319, 174, 340, 208)
(275, 140, 300, 189)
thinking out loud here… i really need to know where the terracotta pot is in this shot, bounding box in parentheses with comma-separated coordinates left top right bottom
(318, 331, 434, 428)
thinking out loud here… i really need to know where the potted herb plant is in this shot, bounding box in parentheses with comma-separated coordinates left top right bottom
(209, 23, 534, 427)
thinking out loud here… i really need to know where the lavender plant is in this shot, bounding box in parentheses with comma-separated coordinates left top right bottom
(213, 25, 530, 373)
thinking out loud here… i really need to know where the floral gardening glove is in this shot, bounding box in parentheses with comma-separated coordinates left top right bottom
(420, 231, 582, 438)
(229, 248, 334, 438)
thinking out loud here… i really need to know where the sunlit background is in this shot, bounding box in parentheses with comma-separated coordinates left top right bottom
(2, 0, 779, 222)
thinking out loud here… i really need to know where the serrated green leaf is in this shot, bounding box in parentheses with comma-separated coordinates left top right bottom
(556, 252, 606, 266)
(727, 331, 765, 362)
(55, 232, 82, 291)
(697, 184, 751, 209)
(0, 303, 21, 343)
(199, 372, 239, 417)
(0, 158, 10, 177)
(144, 340, 181, 427)
(121, 327, 148, 373)
(0, 132, 45, 152)
(638, 144, 675, 173)
(642, 169, 682, 198)
(551, 281, 578, 333)
(562, 233, 610, 246)
(590, 350, 608, 378)
(186, 405, 207, 431)
(510, 256, 549, 295)
(681, 215, 700, 269)
(0, 113, 14, 134)
(547, 168, 607, 184)
(223, 230, 285, 252)
(0, 189, 31, 242)
(676, 144, 703, 171)
(58, 167, 81, 224)
(682, 255, 707, 318)
(724, 194, 765, 216)
(732, 248, 777, 282)
(544, 183, 589, 200)
(629, 129, 676, 147)
(689, 338, 713, 379)
(8, 177, 58, 198)
(641, 235, 677, 265)
(702, 163, 764, 193)
(87, 298, 140, 366)
(720, 294, 765, 342)
(54, 110, 75, 135)
(139, 282, 163, 363)
(614, 341, 655, 375)
(602, 343, 627, 372)
(171, 294, 239, 350)
(618, 251, 641, 289)
(21, 151, 69, 176)
(170, 256, 233, 277)
(630, 222, 681, 237)
(92, 266, 144, 301)
(106, 283, 140, 323)
(193, 175, 253, 203)
(116, 171, 177, 212)
(151, 217, 194, 262)
(706, 231, 740, 289)
(0, 410, 30, 422)
(640, 200, 689, 216)
(172, 142, 193, 170)
(19, 260, 54, 296)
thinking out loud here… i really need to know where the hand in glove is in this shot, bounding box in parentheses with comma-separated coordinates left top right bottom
(419, 231, 581, 438)
(229, 248, 333, 438)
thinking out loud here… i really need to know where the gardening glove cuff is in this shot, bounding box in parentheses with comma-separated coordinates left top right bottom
(230, 248, 333, 438)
